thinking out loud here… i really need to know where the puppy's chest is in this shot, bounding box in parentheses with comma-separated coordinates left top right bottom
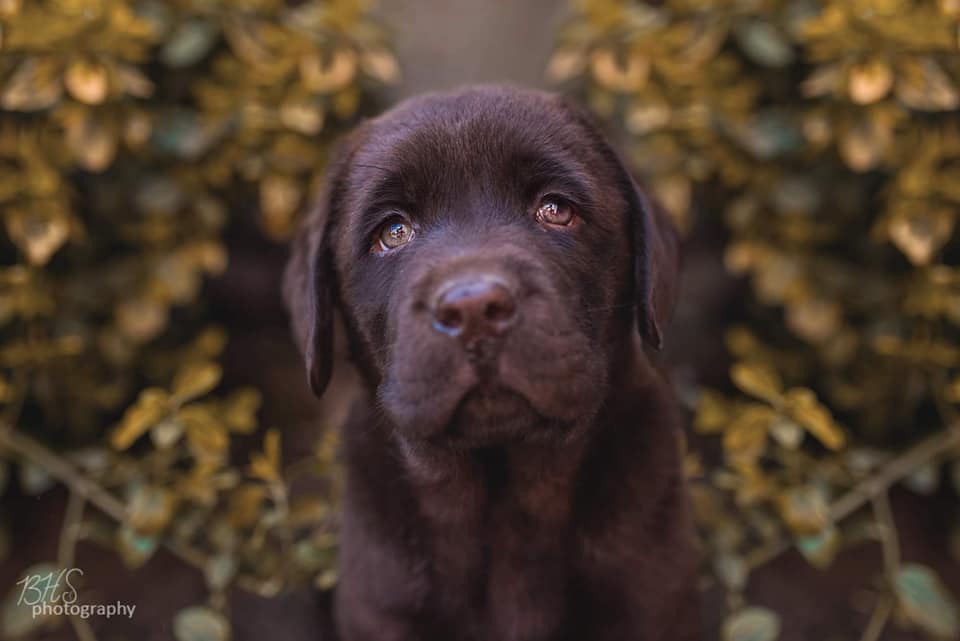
(416, 459, 578, 640)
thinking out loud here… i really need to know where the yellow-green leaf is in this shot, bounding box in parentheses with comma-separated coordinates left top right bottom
(249, 428, 281, 482)
(181, 405, 228, 464)
(895, 564, 960, 639)
(221, 388, 262, 434)
(172, 362, 222, 403)
(173, 606, 230, 641)
(116, 525, 158, 569)
(796, 525, 840, 569)
(110, 388, 170, 450)
(778, 484, 830, 535)
(731, 362, 783, 402)
(783, 388, 846, 450)
(722, 606, 781, 641)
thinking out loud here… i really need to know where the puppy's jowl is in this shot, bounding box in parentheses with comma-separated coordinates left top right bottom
(284, 86, 698, 641)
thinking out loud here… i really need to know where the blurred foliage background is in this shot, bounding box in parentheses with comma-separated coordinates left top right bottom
(552, 0, 960, 639)
(1, 0, 960, 640)
(0, 1, 395, 639)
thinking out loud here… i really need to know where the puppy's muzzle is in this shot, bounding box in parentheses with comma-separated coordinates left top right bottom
(431, 275, 517, 362)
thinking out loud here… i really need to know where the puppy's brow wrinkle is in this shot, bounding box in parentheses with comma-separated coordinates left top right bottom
(353, 162, 394, 173)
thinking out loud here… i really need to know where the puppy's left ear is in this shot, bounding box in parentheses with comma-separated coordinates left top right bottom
(628, 184, 680, 350)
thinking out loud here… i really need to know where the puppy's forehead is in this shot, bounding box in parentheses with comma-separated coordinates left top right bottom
(345, 88, 606, 207)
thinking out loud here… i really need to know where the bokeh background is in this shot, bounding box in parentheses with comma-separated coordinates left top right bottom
(1, 1, 959, 640)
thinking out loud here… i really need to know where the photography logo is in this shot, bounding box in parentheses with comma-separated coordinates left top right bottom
(16, 568, 136, 620)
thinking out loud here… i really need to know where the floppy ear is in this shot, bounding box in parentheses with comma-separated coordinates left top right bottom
(629, 183, 680, 350)
(282, 137, 357, 397)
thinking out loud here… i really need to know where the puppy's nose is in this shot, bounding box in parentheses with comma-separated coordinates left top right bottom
(432, 277, 517, 342)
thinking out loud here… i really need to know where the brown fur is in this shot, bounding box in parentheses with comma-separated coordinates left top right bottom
(284, 85, 699, 641)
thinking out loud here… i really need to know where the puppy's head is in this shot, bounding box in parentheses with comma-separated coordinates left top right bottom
(284, 86, 678, 448)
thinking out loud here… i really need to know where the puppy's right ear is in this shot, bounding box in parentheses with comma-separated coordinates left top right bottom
(282, 135, 357, 397)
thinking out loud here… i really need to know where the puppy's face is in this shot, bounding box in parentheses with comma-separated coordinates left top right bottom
(285, 87, 677, 448)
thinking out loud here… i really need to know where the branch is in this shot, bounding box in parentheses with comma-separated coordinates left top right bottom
(871, 491, 899, 581)
(829, 422, 960, 523)
(858, 594, 893, 641)
(58, 491, 86, 570)
(0, 425, 126, 521)
(0, 424, 282, 598)
(749, 422, 960, 569)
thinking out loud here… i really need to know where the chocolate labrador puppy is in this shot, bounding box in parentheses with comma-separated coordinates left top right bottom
(284, 85, 698, 641)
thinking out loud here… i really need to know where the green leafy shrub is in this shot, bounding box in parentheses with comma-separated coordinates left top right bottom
(551, 0, 960, 638)
(0, 1, 394, 637)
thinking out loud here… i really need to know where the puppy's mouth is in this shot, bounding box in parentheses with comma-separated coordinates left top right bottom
(431, 384, 563, 448)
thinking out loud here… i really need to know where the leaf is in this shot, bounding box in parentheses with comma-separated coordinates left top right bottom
(279, 98, 325, 135)
(796, 525, 840, 569)
(259, 174, 301, 236)
(64, 60, 109, 104)
(0, 58, 63, 111)
(802, 64, 841, 98)
(173, 606, 230, 641)
(18, 462, 55, 495)
(895, 57, 960, 111)
(332, 86, 360, 120)
(895, 564, 960, 639)
(694, 390, 733, 434)
(732, 112, 804, 160)
(590, 48, 650, 92)
(626, 100, 671, 135)
(714, 553, 748, 591)
(731, 362, 783, 402)
(116, 525, 158, 568)
(151, 417, 184, 449)
(769, 417, 803, 449)
(228, 484, 266, 527)
(181, 405, 229, 464)
(848, 60, 894, 104)
(126, 483, 177, 534)
(221, 388, 261, 434)
(161, 19, 219, 68)
(722, 606, 781, 641)
(115, 297, 168, 342)
(546, 47, 587, 82)
(172, 362, 222, 402)
(150, 108, 220, 159)
(723, 405, 775, 470)
(778, 484, 829, 534)
(839, 117, 891, 172)
(110, 388, 170, 450)
(63, 111, 117, 172)
(249, 429, 281, 482)
(889, 211, 955, 266)
(734, 21, 794, 68)
(204, 554, 237, 592)
(904, 463, 941, 495)
(783, 388, 846, 450)
(785, 298, 841, 343)
(360, 46, 400, 84)
(4, 210, 69, 266)
(299, 49, 357, 93)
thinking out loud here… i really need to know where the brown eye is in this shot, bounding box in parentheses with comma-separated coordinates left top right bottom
(376, 217, 415, 252)
(535, 196, 576, 227)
